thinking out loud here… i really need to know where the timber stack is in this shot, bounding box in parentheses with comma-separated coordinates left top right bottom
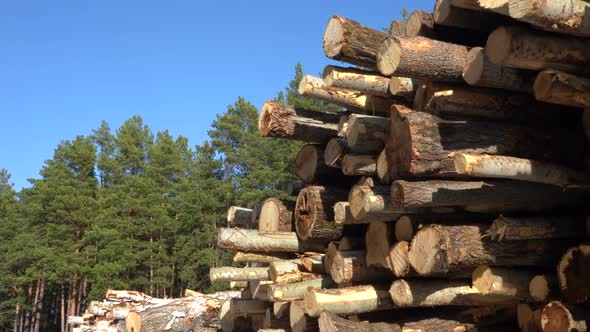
(212, 1, 590, 331)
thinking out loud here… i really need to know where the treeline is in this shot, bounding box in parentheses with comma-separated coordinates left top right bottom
(0, 64, 340, 331)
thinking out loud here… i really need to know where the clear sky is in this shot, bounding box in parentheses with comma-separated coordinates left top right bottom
(0, 1, 434, 190)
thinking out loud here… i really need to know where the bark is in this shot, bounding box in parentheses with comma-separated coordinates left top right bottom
(454, 153, 589, 187)
(227, 206, 255, 227)
(323, 16, 392, 70)
(322, 65, 392, 97)
(209, 267, 270, 282)
(471, 265, 536, 301)
(376, 150, 392, 184)
(391, 180, 589, 214)
(534, 69, 590, 109)
(298, 75, 395, 116)
(267, 277, 335, 302)
(296, 144, 354, 185)
(405, 10, 489, 46)
(295, 186, 349, 242)
(365, 221, 394, 268)
(106, 289, 148, 302)
(463, 46, 535, 93)
(324, 138, 347, 168)
(485, 215, 588, 241)
(233, 252, 293, 264)
(434, 0, 514, 32)
(377, 36, 468, 81)
(408, 224, 576, 276)
(290, 300, 319, 332)
(341, 154, 377, 176)
(258, 198, 295, 232)
(506, 0, 590, 37)
(217, 228, 329, 253)
(345, 114, 388, 154)
(390, 279, 516, 307)
(541, 301, 589, 332)
(387, 106, 584, 179)
(250, 280, 273, 301)
(387, 241, 415, 278)
(486, 26, 590, 75)
(329, 249, 393, 284)
(304, 285, 395, 317)
(319, 312, 402, 332)
(348, 185, 400, 222)
(557, 244, 590, 304)
(389, 20, 406, 36)
(258, 101, 340, 143)
(268, 261, 309, 284)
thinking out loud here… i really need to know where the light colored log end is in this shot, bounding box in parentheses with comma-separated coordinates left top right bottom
(541, 301, 574, 332)
(463, 47, 485, 85)
(377, 37, 401, 76)
(324, 17, 345, 58)
(298, 75, 326, 95)
(408, 226, 440, 276)
(389, 279, 412, 307)
(486, 27, 512, 65)
(529, 275, 550, 302)
(394, 216, 414, 242)
(295, 144, 321, 184)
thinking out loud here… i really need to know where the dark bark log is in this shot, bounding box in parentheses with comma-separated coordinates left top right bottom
(405, 10, 489, 46)
(434, 0, 515, 32)
(365, 221, 394, 268)
(324, 138, 347, 168)
(557, 244, 590, 304)
(295, 186, 349, 242)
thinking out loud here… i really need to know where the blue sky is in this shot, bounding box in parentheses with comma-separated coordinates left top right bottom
(0, 1, 434, 190)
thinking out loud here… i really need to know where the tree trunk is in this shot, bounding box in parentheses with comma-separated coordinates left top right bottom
(365, 221, 394, 268)
(233, 252, 293, 264)
(298, 75, 395, 116)
(324, 138, 347, 168)
(329, 249, 393, 284)
(506, 0, 590, 37)
(217, 228, 329, 253)
(296, 144, 351, 185)
(267, 277, 335, 302)
(463, 46, 535, 93)
(541, 301, 589, 332)
(295, 186, 349, 242)
(387, 241, 415, 278)
(33, 277, 44, 332)
(258, 198, 295, 232)
(209, 267, 270, 282)
(557, 244, 590, 304)
(60, 286, 65, 332)
(486, 26, 590, 75)
(471, 265, 536, 302)
(391, 180, 589, 214)
(304, 285, 394, 317)
(341, 154, 377, 176)
(323, 16, 392, 70)
(319, 312, 401, 332)
(405, 10, 488, 46)
(434, 0, 514, 32)
(386, 106, 584, 179)
(322, 65, 392, 97)
(534, 69, 590, 109)
(484, 215, 588, 241)
(258, 101, 340, 143)
(453, 153, 589, 187)
(345, 114, 388, 154)
(389, 20, 406, 36)
(408, 224, 576, 276)
(227, 206, 255, 227)
(377, 36, 468, 81)
(348, 185, 401, 221)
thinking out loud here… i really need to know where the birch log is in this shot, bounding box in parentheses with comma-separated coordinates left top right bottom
(304, 285, 395, 317)
(217, 228, 329, 253)
(209, 267, 270, 282)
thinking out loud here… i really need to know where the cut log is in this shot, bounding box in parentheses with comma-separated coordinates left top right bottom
(485, 215, 588, 241)
(388, 77, 418, 102)
(290, 300, 319, 332)
(286, 180, 304, 197)
(319, 312, 401, 332)
(227, 206, 255, 227)
(233, 252, 293, 264)
(541, 301, 589, 332)
(251, 202, 261, 225)
(323, 16, 392, 70)
(394, 216, 415, 242)
(341, 154, 377, 176)
(389, 20, 406, 36)
(529, 274, 557, 303)
(557, 244, 590, 304)
(412, 83, 428, 112)
(300, 254, 325, 274)
(304, 285, 395, 317)
(338, 237, 364, 251)
(229, 281, 248, 288)
(421, 82, 581, 125)
(298, 75, 394, 115)
(376, 150, 392, 184)
(295, 186, 348, 242)
(346, 114, 388, 154)
(365, 221, 394, 268)
(478, 0, 509, 14)
(386, 241, 415, 278)
(296, 144, 350, 185)
(507, 0, 590, 37)
(386, 105, 585, 179)
(264, 308, 291, 330)
(377, 36, 468, 81)
(228, 298, 270, 318)
(329, 249, 393, 284)
(534, 69, 590, 109)
(267, 277, 335, 302)
(408, 224, 575, 276)
(394, 214, 495, 241)
(338, 114, 350, 138)
(434, 0, 514, 32)
(472, 265, 536, 301)
(334, 201, 361, 225)
(486, 26, 590, 75)
(250, 280, 273, 301)
(463, 46, 535, 93)
(268, 261, 302, 284)
(405, 10, 489, 46)
(322, 65, 391, 98)
(273, 302, 289, 320)
(389, 279, 515, 307)
(209, 267, 270, 282)
(106, 289, 147, 302)
(349, 185, 400, 222)
(217, 228, 329, 253)
(454, 154, 589, 187)
(324, 138, 347, 168)
(258, 101, 340, 143)
(259, 198, 295, 232)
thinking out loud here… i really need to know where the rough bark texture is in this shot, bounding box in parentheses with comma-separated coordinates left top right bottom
(269, 261, 304, 284)
(405, 10, 489, 46)
(295, 186, 349, 242)
(557, 244, 590, 304)
(386, 105, 584, 180)
(534, 69, 590, 109)
(286, 180, 305, 197)
(258, 198, 295, 232)
(346, 114, 388, 154)
(434, 0, 515, 32)
(323, 16, 392, 70)
(408, 224, 576, 276)
(319, 312, 402, 332)
(486, 26, 590, 75)
(341, 154, 377, 176)
(391, 180, 589, 214)
(377, 36, 468, 81)
(485, 215, 588, 241)
(507, 0, 590, 37)
(304, 285, 395, 317)
(389, 77, 419, 102)
(259, 101, 340, 143)
(296, 144, 352, 185)
(217, 228, 329, 253)
(267, 277, 335, 302)
(227, 206, 255, 228)
(329, 249, 393, 284)
(324, 138, 347, 169)
(323, 65, 392, 98)
(209, 267, 270, 282)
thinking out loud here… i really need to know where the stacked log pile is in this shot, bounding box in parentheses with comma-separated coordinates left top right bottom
(212, 1, 590, 331)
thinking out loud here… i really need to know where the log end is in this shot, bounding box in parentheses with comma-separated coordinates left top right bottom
(471, 265, 495, 294)
(463, 47, 485, 86)
(532, 69, 555, 102)
(298, 75, 325, 95)
(295, 144, 321, 184)
(389, 279, 412, 307)
(408, 225, 443, 276)
(258, 101, 274, 137)
(377, 149, 391, 184)
(295, 187, 318, 241)
(506, 0, 534, 19)
(303, 289, 320, 317)
(323, 16, 345, 59)
(453, 153, 481, 175)
(333, 201, 349, 225)
(394, 216, 414, 241)
(541, 301, 573, 332)
(386, 105, 412, 181)
(529, 275, 550, 302)
(126, 311, 142, 332)
(322, 65, 337, 86)
(377, 37, 401, 76)
(227, 206, 238, 223)
(324, 138, 346, 168)
(388, 241, 411, 277)
(486, 27, 511, 65)
(557, 244, 590, 304)
(348, 185, 370, 220)
(433, 0, 451, 24)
